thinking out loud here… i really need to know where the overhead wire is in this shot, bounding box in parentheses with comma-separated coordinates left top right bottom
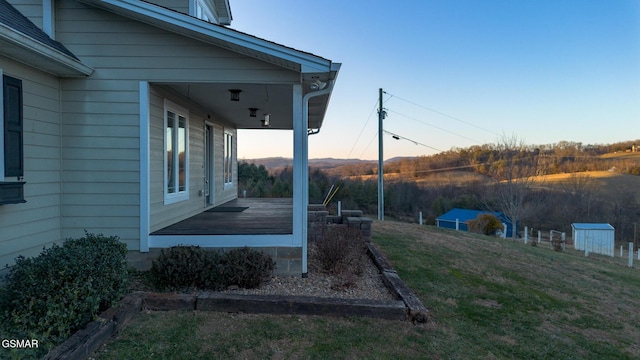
(386, 109, 483, 144)
(383, 130, 443, 152)
(359, 131, 379, 159)
(346, 90, 501, 160)
(346, 98, 379, 159)
(385, 91, 501, 137)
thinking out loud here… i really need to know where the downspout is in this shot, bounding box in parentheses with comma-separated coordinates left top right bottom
(301, 80, 335, 275)
(305, 80, 335, 136)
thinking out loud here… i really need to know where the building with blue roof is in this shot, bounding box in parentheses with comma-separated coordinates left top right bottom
(436, 208, 518, 238)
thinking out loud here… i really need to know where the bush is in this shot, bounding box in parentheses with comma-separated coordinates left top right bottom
(149, 246, 274, 291)
(222, 248, 275, 289)
(315, 225, 366, 275)
(0, 232, 128, 354)
(468, 214, 503, 236)
(149, 246, 224, 291)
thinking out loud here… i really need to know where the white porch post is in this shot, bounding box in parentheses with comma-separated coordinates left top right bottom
(292, 84, 308, 274)
(139, 81, 150, 252)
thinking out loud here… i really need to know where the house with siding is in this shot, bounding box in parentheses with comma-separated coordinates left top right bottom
(0, 0, 340, 276)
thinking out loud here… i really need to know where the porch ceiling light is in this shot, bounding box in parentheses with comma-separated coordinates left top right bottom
(309, 79, 327, 91)
(229, 89, 242, 101)
(248, 108, 259, 117)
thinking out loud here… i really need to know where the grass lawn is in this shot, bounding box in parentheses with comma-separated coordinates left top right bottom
(94, 221, 640, 359)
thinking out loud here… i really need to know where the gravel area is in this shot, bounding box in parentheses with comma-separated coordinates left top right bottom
(214, 243, 398, 301)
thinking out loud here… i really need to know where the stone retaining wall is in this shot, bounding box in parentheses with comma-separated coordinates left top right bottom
(308, 204, 373, 243)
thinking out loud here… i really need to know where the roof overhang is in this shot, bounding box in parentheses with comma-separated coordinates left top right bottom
(0, 23, 94, 77)
(211, 0, 232, 25)
(79, 0, 335, 74)
(79, 0, 341, 129)
(77, 0, 340, 129)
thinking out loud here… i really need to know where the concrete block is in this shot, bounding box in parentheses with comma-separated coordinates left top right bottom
(308, 204, 327, 211)
(276, 246, 302, 260)
(341, 210, 363, 218)
(288, 259, 302, 274)
(326, 215, 342, 224)
(274, 259, 290, 274)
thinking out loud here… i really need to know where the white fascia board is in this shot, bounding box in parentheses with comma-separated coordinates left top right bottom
(0, 24, 93, 77)
(82, 0, 333, 73)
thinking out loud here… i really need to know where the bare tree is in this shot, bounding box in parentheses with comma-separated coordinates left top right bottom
(560, 173, 597, 220)
(483, 134, 545, 239)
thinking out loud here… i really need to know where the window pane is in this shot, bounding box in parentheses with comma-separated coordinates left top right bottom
(178, 116, 186, 192)
(224, 132, 232, 184)
(166, 112, 175, 193)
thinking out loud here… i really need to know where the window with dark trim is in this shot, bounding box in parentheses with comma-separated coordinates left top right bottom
(0, 74, 26, 204)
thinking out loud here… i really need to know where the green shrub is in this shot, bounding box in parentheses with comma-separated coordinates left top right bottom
(149, 246, 274, 291)
(468, 214, 503, 236)
(222, 248, 275, 289)
(149, 246, 224, 291)
(0, 232, 128, 354)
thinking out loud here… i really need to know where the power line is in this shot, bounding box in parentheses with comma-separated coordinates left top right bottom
(359, 131, 379, 159)
(346, 93, 395, 160)
(386, 108, 483, 144)
(383, 130, 443, 152)
(346, 98, 379, 159)
(385, 92, 501, 137)
(342, 163, 488, 179)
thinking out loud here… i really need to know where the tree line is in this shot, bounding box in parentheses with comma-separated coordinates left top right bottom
(239, 139, 640, 242)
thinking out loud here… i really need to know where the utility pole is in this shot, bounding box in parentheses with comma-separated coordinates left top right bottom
(378, 88, 385, 221)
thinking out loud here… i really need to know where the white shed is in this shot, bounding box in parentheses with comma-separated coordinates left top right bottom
(572, 223, 615, 257)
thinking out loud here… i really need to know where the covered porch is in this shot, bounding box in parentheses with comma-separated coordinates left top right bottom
(127, 0, 341, 275)
(151, 198, 293, 235)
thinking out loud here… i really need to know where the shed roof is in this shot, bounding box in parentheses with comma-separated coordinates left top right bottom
(571, 223, 614, 230)
(437, 208, 507, 223)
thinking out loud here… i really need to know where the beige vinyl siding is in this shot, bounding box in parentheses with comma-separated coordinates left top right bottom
(148, 86, 238, 233)
(7, 0, 44, 30)
(148, 86, 206, 231)
(59, 77, 141, 249)
(0, 58, 63, 269)
(55, 2, 299, 84)
(53, 0, 292, 244)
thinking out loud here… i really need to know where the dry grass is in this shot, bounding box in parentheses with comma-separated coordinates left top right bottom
(373, 221, 640, 359)
(94, 221, 640, 359)
(532, 171, 640, 200)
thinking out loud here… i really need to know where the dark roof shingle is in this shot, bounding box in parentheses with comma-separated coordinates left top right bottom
(0, 0, 79, 59)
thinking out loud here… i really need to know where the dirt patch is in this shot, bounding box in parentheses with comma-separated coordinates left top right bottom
(474, 299, 502, 308)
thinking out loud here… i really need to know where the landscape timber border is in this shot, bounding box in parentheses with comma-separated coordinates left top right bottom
(44, 243, 428, 360)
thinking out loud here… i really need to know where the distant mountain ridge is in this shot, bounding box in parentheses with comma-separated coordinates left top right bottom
(239, 157, 377, 170)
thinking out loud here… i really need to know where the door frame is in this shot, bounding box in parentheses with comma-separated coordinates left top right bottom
(204, 122, 215, 206)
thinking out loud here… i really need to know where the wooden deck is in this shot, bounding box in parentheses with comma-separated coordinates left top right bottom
(151, 198, 293, 235)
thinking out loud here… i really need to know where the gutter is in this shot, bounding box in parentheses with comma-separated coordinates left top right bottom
(300, 79, 335, 274)
(305, 79, 335, 136)
(0, 23, 94, 77)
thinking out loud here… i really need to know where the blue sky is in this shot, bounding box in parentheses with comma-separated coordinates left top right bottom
(231, 0, 640, 160)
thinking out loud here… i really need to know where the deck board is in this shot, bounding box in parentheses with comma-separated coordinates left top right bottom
(151, 198, 293, 235)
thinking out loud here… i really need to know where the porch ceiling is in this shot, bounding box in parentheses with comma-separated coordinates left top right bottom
(163, 81, 331, 130)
